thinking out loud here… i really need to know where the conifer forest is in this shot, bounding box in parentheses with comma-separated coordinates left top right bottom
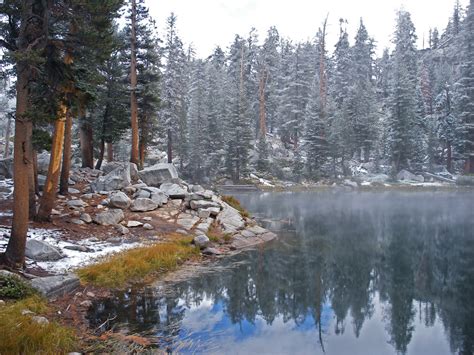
(0, 0, 473, 354)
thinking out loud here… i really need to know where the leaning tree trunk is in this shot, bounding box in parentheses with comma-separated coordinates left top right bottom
(95, 138, 105, 170)
(36, 104, 67, 221)
(59, 109, 73, 195)
(129, 0, 139, 166)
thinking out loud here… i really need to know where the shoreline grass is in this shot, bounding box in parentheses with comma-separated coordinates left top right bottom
(0, 296, 77, 354)
(77, 240, 200, 288)
(221, 195, 250, 218)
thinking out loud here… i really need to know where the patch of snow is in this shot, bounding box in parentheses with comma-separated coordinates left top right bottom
(0, 226, 142, 274)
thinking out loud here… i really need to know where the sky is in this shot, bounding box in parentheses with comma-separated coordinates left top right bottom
(145, 0, 468, 57)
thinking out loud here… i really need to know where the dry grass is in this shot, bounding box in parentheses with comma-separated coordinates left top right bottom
(221, 195, 250, 218)
(0, 296, 77, 354)
(77, 241, 199, 288)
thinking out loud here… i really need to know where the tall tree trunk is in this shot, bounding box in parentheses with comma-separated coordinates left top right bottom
(106, 142, 114, 162)
(95, 138, 105, 170)
(79, 111, 93, 168)
(36, 104, 67, 222)
(3, 0, 47, 268)
(59, 109, 73, 195)
(3, 113, 11, 158)
(130, 0, 139, 165)
(4, 63, 33, 268)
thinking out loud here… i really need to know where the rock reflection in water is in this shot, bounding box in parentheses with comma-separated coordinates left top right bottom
(89, 191, 474, 355)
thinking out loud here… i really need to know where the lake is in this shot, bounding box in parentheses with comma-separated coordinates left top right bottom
(89, 190, 474, 354)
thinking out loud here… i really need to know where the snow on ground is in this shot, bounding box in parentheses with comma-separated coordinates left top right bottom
(250, 174, 275, 187)
(0, 178, 13, 198)
(0, 226, 142, 274)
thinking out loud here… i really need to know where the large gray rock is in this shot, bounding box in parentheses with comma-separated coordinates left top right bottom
(36, 152, 50, 175)
(109, 191, 131, 209)
(217, 203, 245, 233)
(92, 164, 131, 192)
(396, 169, 424, 183)
(177, 215, 200, 230)
(103, 162, 139, 182)
(193, 235, 210, 248)
(138, 163, 178, 187)
(94, 208, 124, 225)
(150, 191, 168, 206)
(67, 199, 87, 209)
(160, 182, 187, 199)
(0, 157, 13, 178)
(190, 199, 220, 210)
(25, 239, 64, 261)
(130, 198, 159, 212)
(30, 274, 80, 298)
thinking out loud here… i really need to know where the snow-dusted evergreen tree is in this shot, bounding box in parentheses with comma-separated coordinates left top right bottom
(328, 21, 352, 168)
(123, 0, 160, 167)
(387, 10, 420, 173)
(277, 40, 314, 149)
(261, 27, 281, 134)
(455, 0, 474, 172)
(224, 35, 253, 181)
(204, 47, 226, 176)
(161, 13, 188, 165)
(135, 17, 161, 168)
(245, 27, 260, 137)
(187, 59, 207, 180)
(304, 23, 329, 177)
(347, 19, 378, 162)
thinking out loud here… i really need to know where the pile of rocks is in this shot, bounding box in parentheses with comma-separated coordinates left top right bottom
(57, 162, 276, 253)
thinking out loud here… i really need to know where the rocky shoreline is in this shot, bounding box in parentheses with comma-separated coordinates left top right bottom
(0, 162, 277, 299)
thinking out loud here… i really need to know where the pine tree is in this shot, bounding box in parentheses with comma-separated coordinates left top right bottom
(203, 47, 226, 176)
(387, 10, 419, 173)
(187, 59, 207, 180)
(225, 35, 252, 181)
(455, 0, 474, 172)
(261, 27, 281, 134)
(347, 19, 378, 162)
(161, 13, 188, 165)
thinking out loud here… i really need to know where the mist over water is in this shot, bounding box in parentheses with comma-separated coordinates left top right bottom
(89, 190, 474, 354)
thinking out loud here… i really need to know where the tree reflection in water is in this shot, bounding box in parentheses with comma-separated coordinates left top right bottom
(89, 191, 474, 354)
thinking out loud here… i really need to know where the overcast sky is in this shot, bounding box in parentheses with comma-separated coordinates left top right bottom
(146, 0, 468, 57)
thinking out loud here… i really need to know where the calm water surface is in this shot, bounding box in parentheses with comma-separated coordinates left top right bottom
(89, 190, 474, 354)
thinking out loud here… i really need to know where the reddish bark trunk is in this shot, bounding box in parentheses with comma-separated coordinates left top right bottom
(59, 109, 73, 195)
(130, 0, 139, 165)
(36, 104, 67, 221)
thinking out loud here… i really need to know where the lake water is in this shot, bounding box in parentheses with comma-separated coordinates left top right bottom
(89, 190, 474, 354)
